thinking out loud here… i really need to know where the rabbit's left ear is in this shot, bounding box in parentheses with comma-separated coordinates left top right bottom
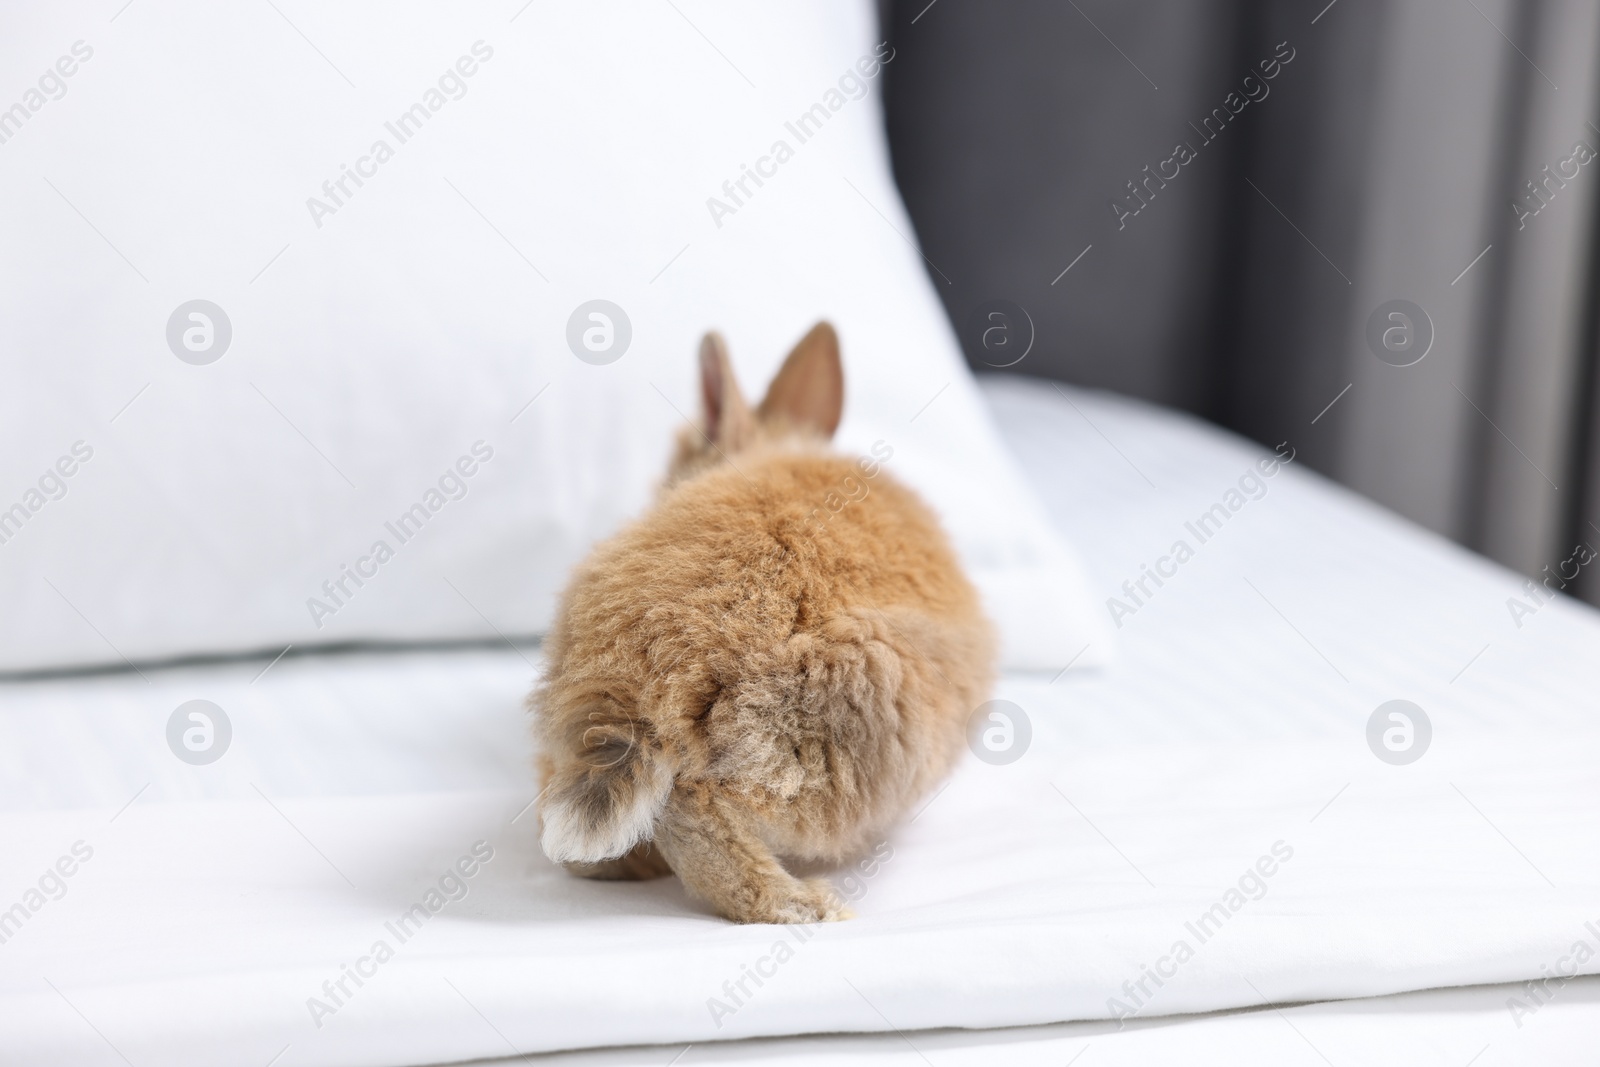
(699, 331, 756, 450)
(758, 321, 843, 438)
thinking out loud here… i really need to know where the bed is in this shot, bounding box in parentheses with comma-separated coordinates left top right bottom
(5, 376, 1597, 1066)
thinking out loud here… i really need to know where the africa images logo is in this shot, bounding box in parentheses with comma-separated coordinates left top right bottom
(566, 300, 632, 365)
(166, 300, 232, 365)
(166, 700, 232, 765)
(966, 700, 1031, 765)
(1365, 700, 1431, 765)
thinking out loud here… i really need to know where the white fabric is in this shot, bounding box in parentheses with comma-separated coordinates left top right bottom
(0, 1, 1103, 674)
(3, 378, 1597, 1065)
(450, 977, 1600, 1066)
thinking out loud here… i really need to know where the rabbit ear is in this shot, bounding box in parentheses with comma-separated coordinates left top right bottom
(699, 331, 756, 450)
(758, 321, 842, 438)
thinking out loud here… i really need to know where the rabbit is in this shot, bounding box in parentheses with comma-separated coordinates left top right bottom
(531, 322, 995, 924)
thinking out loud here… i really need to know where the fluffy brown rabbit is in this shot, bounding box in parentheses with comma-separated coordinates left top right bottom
(532, 322, 995, 923)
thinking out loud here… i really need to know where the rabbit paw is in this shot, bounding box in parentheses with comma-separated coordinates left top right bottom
(746, 878, 854, 925)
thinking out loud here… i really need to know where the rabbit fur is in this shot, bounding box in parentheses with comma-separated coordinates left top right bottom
(532, 322, 995, 924)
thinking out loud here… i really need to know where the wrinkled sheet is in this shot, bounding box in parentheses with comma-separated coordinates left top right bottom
(2, 378, 1596, 1065)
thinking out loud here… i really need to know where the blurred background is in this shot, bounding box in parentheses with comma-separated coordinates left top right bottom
(878, 0, 1600, 605)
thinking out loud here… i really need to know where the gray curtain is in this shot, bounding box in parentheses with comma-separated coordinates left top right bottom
(883, 0, 1600, 604)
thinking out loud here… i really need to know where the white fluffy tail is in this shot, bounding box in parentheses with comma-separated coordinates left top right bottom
(539, 721, 673, 865)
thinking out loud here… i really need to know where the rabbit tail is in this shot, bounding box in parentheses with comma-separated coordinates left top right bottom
(539, 700, 673, 865)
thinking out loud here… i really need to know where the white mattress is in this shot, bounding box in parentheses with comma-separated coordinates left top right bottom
(3, 377, 1598, 1066)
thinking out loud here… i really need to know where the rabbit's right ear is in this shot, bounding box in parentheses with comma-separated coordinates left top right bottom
(699, 332, 756, 451)
(757, 321, 842, 439)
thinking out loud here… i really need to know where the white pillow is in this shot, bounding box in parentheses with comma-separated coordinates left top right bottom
(0, 0, 1107, 674)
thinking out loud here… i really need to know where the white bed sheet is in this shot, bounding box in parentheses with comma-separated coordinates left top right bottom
(465, 976, 1600, 1066)
(2, 378, 1597, 1066)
